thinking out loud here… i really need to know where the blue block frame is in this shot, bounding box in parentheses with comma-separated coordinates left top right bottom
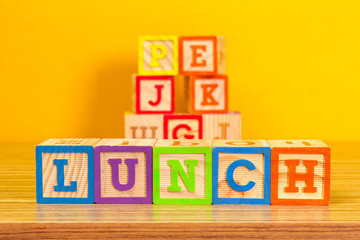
(212, 146, 271, 204)
(36, 145, 94, 204)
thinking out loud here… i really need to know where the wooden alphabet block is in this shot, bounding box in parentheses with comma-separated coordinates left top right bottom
(164, 114, 202, 139)
(268, 140, 331, 205)
(124, 112, 164, 139)
(153, 139, 212, 204)
(186, 75, 228, 114)
(94, 139, 155, 204)
(203, 112, 241, 139)
(138, 36, 178, 75)
(212, 140, 271, 204)
(179, 36, 225, 75)
(36, 138, 101, 204)
(134, 75, 174, 114)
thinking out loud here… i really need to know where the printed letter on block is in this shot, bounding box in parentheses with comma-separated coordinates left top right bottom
(268, 140, 331, 205)
(179, 36, 225, 75)
(164, 114, 202, 139)
(94, 139, 155, 204)
(138, 36, 178, 75)
(134, 75, 174, 114)
(36, 139, 100, 204)
(202, 113, 241, 139)
(124, 112, 164, 139)
(153, 140, 212, 204)
(212, 140, 271, 204)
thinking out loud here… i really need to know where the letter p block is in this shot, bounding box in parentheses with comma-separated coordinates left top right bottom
(153, 139, 212, 204)
(94, 139, 155, 204)
(139, 36, 178, 75)
(268, 140, 331, 205)
(212, 140, 271, 204)
(36, 139, 100, 204)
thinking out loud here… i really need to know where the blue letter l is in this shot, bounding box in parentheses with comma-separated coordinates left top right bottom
(53, 159, 77, 192)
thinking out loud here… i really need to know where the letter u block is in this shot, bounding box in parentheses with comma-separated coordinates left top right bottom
(94, 139, 155, 204)
(153, 140, 212, 204)
(36, 139, 100, 204)
(186, 75, 228, 114)
(268, 140, 331, 205)
(212, 140, 271, 204)
(134, 75, 174, 114)
(179, 36, 225, 75)
(138, 36, 178, 75)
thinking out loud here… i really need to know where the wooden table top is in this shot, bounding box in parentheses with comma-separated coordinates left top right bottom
(1, 142, 359, 239)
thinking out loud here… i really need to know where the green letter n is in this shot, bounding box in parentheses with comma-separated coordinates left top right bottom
(168, 159, 198, 193)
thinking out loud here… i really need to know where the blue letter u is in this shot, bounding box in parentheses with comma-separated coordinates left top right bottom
(226, 159, 256, 192)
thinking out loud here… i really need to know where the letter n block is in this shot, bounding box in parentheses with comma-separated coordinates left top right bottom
(36, 139, 100, 204)
(138, 36, 178, 75)
(186, 75, 228, 114)
(153, 139, 212, 204)
(179, 36, 225, 75)
(212, 140, 271, 204)
(268, 140, 331, 205)
(134, 75, 174, 114)
(94, 139, 155, 204)
(164, 114, 202, 139)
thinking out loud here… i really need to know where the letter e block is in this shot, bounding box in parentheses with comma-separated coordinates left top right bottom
(213, 140, 271, 204)
(153, 139, 212, 204)
(139, 36, 178, 75)
(268, 140, 331, 205)
(94, 139, 155, 204)
(36, 139, 100, 204)
(187, 75, 228, 114)
(135, 75, 174, 114)
(179, 36, 225, 75)
(164, 114, 202, 139)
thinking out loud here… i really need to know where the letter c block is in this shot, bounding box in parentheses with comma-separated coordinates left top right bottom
(212, 140, 271, 205)
(94, 139, 156, 204)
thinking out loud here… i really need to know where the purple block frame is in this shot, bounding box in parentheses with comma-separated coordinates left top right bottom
(94, 146, 153, 204)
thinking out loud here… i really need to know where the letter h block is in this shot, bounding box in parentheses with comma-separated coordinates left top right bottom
(36, 139, 101, 204)
(134, 75, 174, 114)
(179, 36, 225, 75)
(138, 36, 178, 75)
(268, 140, 331, 205)
(186, 75, 228, 114)
(94, 139, 155, 204)
(212, 140, 271, 204)
(153, 140, 212, 204)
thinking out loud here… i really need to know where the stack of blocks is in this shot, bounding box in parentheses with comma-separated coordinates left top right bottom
(125, 36, 241, 140)
(36, 139, 330, 205)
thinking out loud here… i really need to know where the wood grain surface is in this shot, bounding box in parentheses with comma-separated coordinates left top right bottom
(0, 142, 360, 239)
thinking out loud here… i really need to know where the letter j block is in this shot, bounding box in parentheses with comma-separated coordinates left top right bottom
(268, 140, 331, 205)
(212, 140, 271, 204)
(139, 36, 178, 75)
(134, 75, 174, 114)
(36, 139, 101, 204)
(153, 140, 212, 204)
(94, 139, 155, 204)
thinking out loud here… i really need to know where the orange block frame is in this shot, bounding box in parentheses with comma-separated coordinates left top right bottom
(271, 147, 331, 205)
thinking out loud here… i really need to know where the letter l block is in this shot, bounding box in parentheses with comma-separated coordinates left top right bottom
(94, 139, 155, 204)
(36, 139, 101, 204)
(212, 140, 271, 204)
(153, 139, 212, 204)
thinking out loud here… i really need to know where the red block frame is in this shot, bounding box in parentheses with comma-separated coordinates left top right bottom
(189, 75, 228, 114)
(271, 147, 331, 205)
(164, 114, 203, 139)
(179, 36, 218, 75)
(135, 75, 175, 114)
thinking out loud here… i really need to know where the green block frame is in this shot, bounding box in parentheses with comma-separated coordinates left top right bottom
(153, 146, 212, 204)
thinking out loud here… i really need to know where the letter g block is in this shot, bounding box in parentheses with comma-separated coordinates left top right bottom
(94, 139, 155, 204)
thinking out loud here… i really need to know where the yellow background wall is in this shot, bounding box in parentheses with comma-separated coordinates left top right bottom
(1, 1, 359, 143)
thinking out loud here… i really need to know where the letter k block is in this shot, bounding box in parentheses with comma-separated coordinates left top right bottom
(135, 75, 174, 114)
(187, 75, 228, 114)
(94, 139, 155, 204)
(153, 139, 212, 204)
(268, 140, 331, 205)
